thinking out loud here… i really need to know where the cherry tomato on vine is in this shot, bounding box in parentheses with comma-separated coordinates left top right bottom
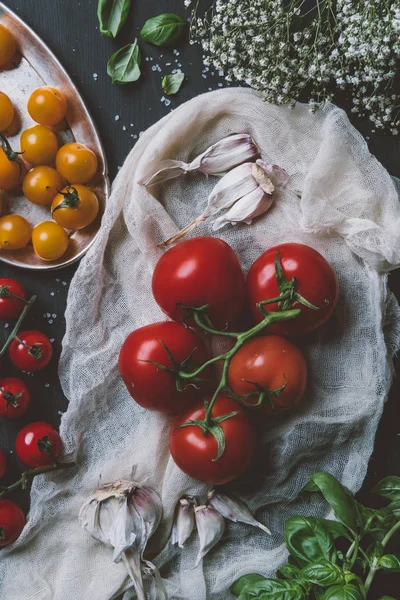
(0, 377, 31, 419)
(23, 166, 63, 206)
(0, 450, 6, 480)
(119, 321, 211, 413)
(170, 395, 255, 485)
(0, 136, 25, 190)
(0, 91, 14, 131)
(228, 335, 307, 417)
(56, 142, 98, 184)
(51, 184, 99, 230)
(152, 237, 246, 330)
(0, 278, 27, 320)
(32, 221, 69, 261)
(0, 215, 31, 250)
(20, 124, 59, 166)
(247, 243, 339, 336)
(15, 421, 62, 468)
(9, 330, 53, 372)
(0, 25, 16, 67)
(0, 500, 25, 547)
(27, 87, 67, 126)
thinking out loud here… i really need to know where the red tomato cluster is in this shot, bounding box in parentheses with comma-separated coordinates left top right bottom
(0, 277, 63, 547)
(119, 237, 339, 486)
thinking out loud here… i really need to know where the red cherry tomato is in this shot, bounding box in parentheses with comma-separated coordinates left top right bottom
(15, 421, 62, 468)
(152, 237, 246, 330)
(0, 500, 25, 547)
(0, 449, 7, 480)
(170, 395, 255, 485)
(247, 243, 339, 336)
(228, 336, 307, 416)
(9, 330, 53, 372)
(0, 278, 27, 320)
(0, 377, 31, 419)
(119, 321, 212, 413)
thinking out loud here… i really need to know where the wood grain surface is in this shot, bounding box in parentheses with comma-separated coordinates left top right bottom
(0, 1, 399, 597)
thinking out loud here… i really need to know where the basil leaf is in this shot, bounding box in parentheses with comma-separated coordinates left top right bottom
(372, 476, 400, 501)
(378, 554, 400, 571)
(140, 13, 186, 47)
(162, 72, 185, 95)
(366, 541, 383, 562)
(303, 472, 360, 531)
(231, 574, 266, 596)
(237, 579, 306, 600)
(277, 564, 302, 581)
(107, 41, 141, 84)
(98, 0, 131, 38)
(317, 518, 352, 541)
(320, 584, 365, 600)
(300, 559, 345, 587)
(285, 517, 336, 567)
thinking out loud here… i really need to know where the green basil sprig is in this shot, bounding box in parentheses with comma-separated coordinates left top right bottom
(162, 72, 185, 96)
(98, 0, 131, 38)
(231, 471, 400, 600)
(107, 41, 141, 84)
(140, 13, 186, 47)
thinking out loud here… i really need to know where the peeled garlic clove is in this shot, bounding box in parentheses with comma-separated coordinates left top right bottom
(199, 133, 259, 175)
(207, 489, 271, 535)
(171, 497, 196, 548)
(194, 505, 225, 566)
(257, 160, 289, 188)
(212, 187, 273, 231)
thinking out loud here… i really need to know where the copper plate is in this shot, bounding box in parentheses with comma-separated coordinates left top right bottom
(0, 2, 110, 270)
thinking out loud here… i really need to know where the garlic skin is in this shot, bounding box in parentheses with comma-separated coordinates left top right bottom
(79, 479, 164, 600)
(139, 133, 259, 187)
(171, 496, 197, 548)
(194, 505, 225, 566)
(207, 489, 271, 535)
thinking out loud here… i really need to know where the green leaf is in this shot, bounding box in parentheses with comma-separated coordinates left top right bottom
(378, 597, 397, 599)
(276, 565, 302, 581)
(97, 0, 131, 38)
(387, 500, 400, 518)
(303, 473, 360, 531)
(317, 519, 352, 541)
(231, 574, 266, 596)
(300, 559, 345, 587)
(372, 477, 400, 501)
(366, 541, 383, 562)
(236, 578, 306, 600)
(162, 72, 185, 95)
(377, 554, 400, 571)
(107, 41, 141, 84)
(140, 13, 186, 47)
(285, 517, 336, 567)
(320, 584, 365, 600)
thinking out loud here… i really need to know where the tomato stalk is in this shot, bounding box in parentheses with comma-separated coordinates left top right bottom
(0, 387, 22, 409)
(0, 285, 30, 305)
(0, 133, 24, 177)
(51, 184, 81, 215)
(0, 461, 75, 499)
(0, 294, 37, 359)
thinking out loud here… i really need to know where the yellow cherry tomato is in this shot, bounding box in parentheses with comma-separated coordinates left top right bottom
(20, 125, 59, 166)
(0, 214, 31, 250)
(0, 92, 14, 131)
(0, 25, 16, 67)
(27, 87, 67, 127)
(23, 166, 63, 206)
(0, 135, 24, 191)
(56, 142, 98, 184)
(51, 184, 99, 230)
(32, 221, 68, 261)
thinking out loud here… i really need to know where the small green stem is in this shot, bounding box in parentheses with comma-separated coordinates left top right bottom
(364, 520, 400, 593)
(0, 461, 75, 499)
(0, 295, 37, 358)
(348, 536, 359, 570)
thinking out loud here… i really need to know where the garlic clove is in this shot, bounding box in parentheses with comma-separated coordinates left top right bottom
(138, 159, 190, 187)
(199, 133, 259, 175)
(206, 162, 258, 216)
(171, 496, 196, 548)
(257, 160, 289, 188)
(194, 504, 225, 566)
(212, 186, 273, 231)
(207, 489, 271, 535)
(109, 498, 139, 563)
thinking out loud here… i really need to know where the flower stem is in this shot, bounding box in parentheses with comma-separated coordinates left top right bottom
(0, 460, 75, 499)
(0, 295, 37, 358)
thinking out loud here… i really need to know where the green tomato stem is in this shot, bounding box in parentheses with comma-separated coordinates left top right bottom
(0, 460, 76, 499)
(0, 295, 37, 359)
(364, 519, 400, 593)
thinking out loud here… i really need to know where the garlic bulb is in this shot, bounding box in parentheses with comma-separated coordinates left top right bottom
(139, 134, 259, 187)
(79, 479, 164, 600)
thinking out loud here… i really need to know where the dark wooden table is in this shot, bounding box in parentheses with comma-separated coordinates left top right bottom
(1, 1, 399, 597)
